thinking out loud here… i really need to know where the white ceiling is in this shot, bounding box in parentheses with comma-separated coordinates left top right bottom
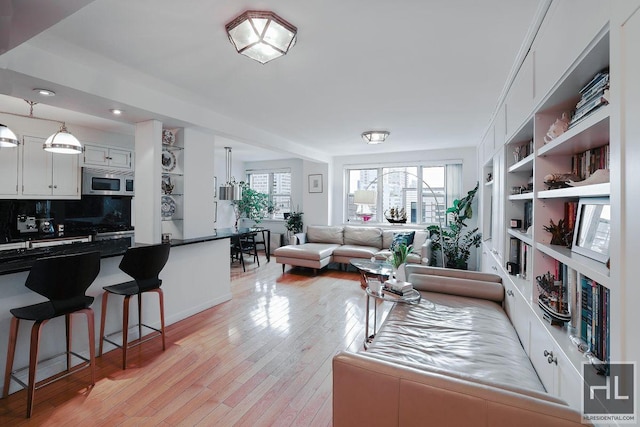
(0, 0, 544, 162)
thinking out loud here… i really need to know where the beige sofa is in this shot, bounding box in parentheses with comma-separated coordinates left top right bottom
(274, 225, 432, 274)
(333, 265, 588, 427)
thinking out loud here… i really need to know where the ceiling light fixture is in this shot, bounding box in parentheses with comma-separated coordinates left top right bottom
(361, 131, 390, 144)
(225, 10, 297, 64)
(0, 123, 19, 147)
(110, 109, 124, 115)
(0, 100, 83, 154)
(33, 88, 56, 96)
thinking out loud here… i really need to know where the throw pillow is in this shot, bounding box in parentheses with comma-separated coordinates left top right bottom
(390, 231, 415, 251)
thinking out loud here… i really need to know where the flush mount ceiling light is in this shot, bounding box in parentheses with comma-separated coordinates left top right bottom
(0, 123, 19, 147)
(225, 10, 297, 64)
(33, 88, 56, 96)
(110, 109, 124, 115)
(361, 131, 390, 144)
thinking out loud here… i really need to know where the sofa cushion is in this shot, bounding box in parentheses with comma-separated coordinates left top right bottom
(333, 245, 380, 259)
(383, 229, 428, 249)
(390, 231, 415, 250)
(343, 226, 383, 249)
(307, 225, 344, 244)
(375, 250, 423, 264)
(274, 243, 339, 261)
(367, 291, 545, 394)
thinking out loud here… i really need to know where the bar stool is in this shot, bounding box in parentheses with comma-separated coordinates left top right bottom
(2, 251, 101, 418)
(98, 243, 170, 369)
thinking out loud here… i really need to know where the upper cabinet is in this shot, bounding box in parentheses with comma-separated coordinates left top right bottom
(0, 145, 19, 197)
(21, 136, 80, 199)
(505, 53, 534, 139)
(83, 144, 133, 170)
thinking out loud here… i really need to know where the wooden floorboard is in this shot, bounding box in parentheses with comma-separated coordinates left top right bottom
(0, 257, 374, 426)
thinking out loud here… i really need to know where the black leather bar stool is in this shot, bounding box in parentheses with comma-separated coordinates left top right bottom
(98, 243, 170, 369)
(2, 251, 101, 418)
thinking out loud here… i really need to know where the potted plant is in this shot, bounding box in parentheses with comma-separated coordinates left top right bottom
(232, 183, 273, 229)
(427, 182, 482, 270)
(284, 211, 303, 243)
(389, 243, 413, 282)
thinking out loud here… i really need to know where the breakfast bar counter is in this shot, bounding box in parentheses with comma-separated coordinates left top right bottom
(0, 232, 238, 395)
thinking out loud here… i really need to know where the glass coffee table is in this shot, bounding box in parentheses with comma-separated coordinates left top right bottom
(351, 259, 421, 348)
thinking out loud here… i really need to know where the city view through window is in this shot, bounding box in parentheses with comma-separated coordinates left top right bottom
(347, 165, 461, 225)
(248, 171, 292, 220)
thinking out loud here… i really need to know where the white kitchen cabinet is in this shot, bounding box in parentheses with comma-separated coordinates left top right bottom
(505, 52, 534, 139)
(490, 150, 504, 261)
(0, 146, 19, 197)
(21, 136, 80, 198)
(83, 144, 132, 170)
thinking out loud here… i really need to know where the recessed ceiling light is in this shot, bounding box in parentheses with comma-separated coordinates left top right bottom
(110, 109, 124, 115)
(33, 88, 56, 96)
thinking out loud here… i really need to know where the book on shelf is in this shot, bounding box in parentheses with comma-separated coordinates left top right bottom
(580, 276, 610, 363)
(569, 69, 609, 128)
(523, 200, 533, 231)
(570, 144, 610, 180)
(564, 201, 578, 235)
(519, 242, 531, 280)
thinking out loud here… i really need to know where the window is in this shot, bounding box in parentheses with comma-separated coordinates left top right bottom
(346, 163, 462, 225)
(247, 169, 292, 219)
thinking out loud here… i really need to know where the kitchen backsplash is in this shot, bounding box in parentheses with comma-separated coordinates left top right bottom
(0, 195, 133, 243)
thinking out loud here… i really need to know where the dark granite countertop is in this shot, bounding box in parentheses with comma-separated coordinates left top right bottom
(0, 228, 270, 276)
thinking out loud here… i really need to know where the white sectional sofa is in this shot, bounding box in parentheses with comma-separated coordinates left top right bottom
(274, 225, 432, 274)
(332, 265, 588, 426)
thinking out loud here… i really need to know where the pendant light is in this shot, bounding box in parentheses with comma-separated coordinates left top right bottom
(219, 147, 243, 200)
(43, 122, 83, 154)
(0, 123, 19, 147)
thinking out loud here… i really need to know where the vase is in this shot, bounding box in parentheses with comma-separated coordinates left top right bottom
(394, 263, 407, 282)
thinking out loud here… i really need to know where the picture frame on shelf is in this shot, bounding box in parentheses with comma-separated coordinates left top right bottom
(308, 174, 323, 193)
(571, 197, 610, 263)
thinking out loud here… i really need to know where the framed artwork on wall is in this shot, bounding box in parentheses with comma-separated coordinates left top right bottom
(308, 174, 323, 193)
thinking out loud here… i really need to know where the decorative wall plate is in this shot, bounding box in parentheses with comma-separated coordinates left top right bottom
(162, 129, 175, 145)
(161, 195, 177, 219)
(161, 148, 176, 172)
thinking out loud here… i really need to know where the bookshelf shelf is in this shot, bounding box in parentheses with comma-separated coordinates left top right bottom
(508, 193, 534, 201)
(508, 154, 534, 173)
(537, 106, 610, 157)
(536, 243, 611, 288)
(537, 182, 610, 199)
(507, 228, 533, 246)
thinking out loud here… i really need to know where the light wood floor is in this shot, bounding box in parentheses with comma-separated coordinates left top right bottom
(0, 256, 368, 426)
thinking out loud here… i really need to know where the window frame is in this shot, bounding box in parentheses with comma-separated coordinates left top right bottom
(246, 168, 292, 220)
(344, 161, 462, 226)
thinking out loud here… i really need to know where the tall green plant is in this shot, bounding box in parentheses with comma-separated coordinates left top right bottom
(232, 183, 273, 227)
(285, 211, 303, 234)
(427, 182, 482, 270)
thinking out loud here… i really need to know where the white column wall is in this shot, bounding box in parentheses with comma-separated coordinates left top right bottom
(183, 128, 216, 239)
(134, 120, 163, 244)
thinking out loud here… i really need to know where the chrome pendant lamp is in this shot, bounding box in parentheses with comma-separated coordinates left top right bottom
(219, 147, 243, 201)
(43, 122, 83, 154)
(0, 123, 19, 147)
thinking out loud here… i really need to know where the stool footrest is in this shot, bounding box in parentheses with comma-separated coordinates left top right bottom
(102, 323, 163, 350)
(9, 351, 92, 391)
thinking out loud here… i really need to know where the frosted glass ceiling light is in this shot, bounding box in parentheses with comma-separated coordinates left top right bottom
(361, 131, 390, 144)
(0, 123, 19, 147)
(226, 11, 297, 64)
(43, 122, 83, 154)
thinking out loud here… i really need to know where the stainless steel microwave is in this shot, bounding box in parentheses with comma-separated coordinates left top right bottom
(82, 168, 134, 196)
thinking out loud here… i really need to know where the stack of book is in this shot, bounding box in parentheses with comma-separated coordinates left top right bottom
(569, 69, 609, 128)
(383, 280, 413, 296)
(581, 276, 610, 365)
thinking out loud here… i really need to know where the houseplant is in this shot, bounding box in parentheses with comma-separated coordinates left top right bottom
(427, 182, 482, 269)
(232, 182, 273, 228)
(389, 243, 413, 282)
(284, 211, 303, 243)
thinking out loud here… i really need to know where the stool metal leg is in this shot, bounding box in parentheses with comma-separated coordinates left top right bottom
(153, 288, 166, 350)
(3, 317, 19, 398)
(27, 320, 46, 418)
(98, 292, 109, 357)
(138, 293, 143, 344)
(122, 295, 131, 370)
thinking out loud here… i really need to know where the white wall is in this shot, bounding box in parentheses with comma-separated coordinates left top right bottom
(183, 127, 216, 239)
(330, 147, 478, 225)
(302, 160, 329, 227)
